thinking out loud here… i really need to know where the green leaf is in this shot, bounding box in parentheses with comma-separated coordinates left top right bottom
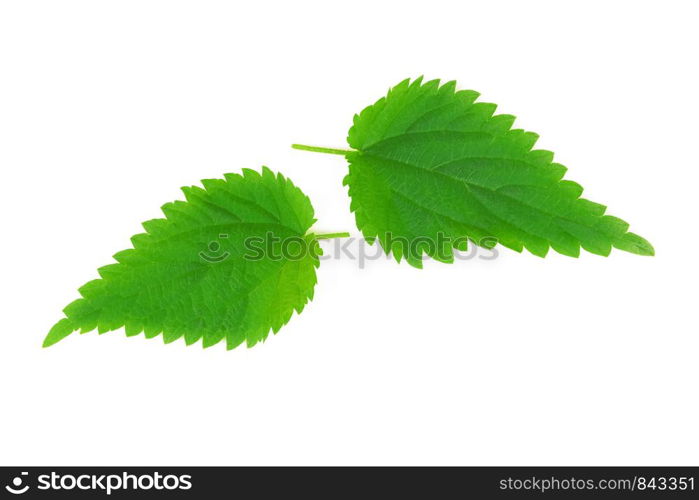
(338, 77, 653, 267)
(45, 167, 320, 350)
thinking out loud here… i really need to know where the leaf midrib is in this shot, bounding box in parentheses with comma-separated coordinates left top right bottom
(361, 147, 617, 244)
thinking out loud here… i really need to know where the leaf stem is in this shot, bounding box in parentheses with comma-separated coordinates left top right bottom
(292, 144, 354, 155)
(313, 232, 350, 240)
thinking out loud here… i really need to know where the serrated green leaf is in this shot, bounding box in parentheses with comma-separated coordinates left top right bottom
(341, 77, 654, 267)
(45, 167, 320, 350)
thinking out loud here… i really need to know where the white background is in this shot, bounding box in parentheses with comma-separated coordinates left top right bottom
(1, 1, 697, 466)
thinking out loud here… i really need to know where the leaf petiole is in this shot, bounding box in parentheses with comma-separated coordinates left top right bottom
(292, 144, 354, 155)
(313, 232, 350, 240)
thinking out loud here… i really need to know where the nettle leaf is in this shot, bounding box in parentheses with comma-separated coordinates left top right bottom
(45, 167, 321, 350)
(299, 77, 653, 268)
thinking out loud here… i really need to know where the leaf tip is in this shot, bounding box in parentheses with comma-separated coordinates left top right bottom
(617, 232, 655, 256)
(43, 318, 75, 348)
